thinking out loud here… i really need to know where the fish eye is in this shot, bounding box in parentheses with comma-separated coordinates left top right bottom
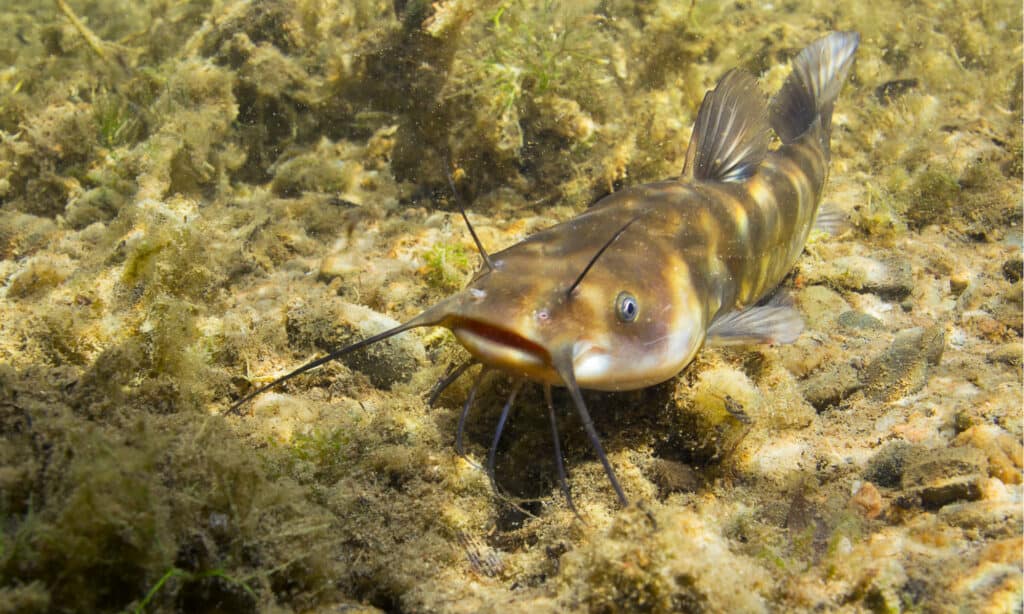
(615, 291, 639, 323)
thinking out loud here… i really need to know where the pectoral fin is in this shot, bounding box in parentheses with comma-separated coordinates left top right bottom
(813, 202, 848, 236)
(706, 303, 804, 347)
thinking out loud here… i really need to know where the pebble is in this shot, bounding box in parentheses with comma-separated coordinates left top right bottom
(990, 282, 1023, 333)
(4, 254, 72, 298)
(837, 310, 885, 330)
(801, 362, 862, 410)
(819, 254, 914, 299)
(960, 310, 1007, 341)
(898, 446, 988, 510)
(1001, 257, 1022, 282)
(285, 298, 426, 389)
(669, 366, 760, 464)
(948, 273, 970, 296)
(796, 285, 851, 330)
(647, 458, 701, 496)
(948, 540, 1024, 611)
(0, 211, 57, 260)
(939, 499, 1023, 539)
(985, 343, 1022, 366)
(947, 327, 969, 348)
(748, 436, 809, 481)
(864, 441, 913, 488)
(850, 481, 884, 519)
(861, 325, 945, 401)
(955, 424, 1023, 485)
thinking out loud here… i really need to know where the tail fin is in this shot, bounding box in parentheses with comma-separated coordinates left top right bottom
(769, 31, 860, 149)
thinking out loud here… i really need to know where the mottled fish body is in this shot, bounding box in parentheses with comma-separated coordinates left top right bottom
(448, 32, 859, 391)
(229, 32, 861, 507)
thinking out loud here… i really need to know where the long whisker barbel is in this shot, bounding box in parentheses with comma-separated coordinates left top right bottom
(455, 367, 488, 462)
(545, 384, 576, 514)
(486, 380, 524, 494)
(427, 359, 477, 406)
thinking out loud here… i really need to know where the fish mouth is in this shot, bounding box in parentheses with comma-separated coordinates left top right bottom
(448, 318, 555, 380)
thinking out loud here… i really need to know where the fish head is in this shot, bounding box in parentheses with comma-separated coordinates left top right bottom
(440, 214, 706, 391)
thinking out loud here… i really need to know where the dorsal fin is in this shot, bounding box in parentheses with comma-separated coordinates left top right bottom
(682, 69, 769, 183)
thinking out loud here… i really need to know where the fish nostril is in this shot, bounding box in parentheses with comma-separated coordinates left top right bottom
(470, 288, 486, 301)
(535, 309, 550, 322)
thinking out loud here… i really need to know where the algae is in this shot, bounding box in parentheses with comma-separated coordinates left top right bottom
(421, 240, 470, 291)
(0, 0, 1021, 612)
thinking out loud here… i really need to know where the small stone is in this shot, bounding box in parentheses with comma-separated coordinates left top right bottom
(953, 410, 979, 434)
(955, 424, 1023, 485)
(899, 446, 988, 510)
(4, 254, 72, 299)
(647, 458, 701, 496)
(864, 441, 913, 487)
(989, 283, 1023, 333)
(850, 481, 883, 519)
(0, 211, 57, 260)
(837, 310, 885, 330)
(823, 254, 914, 299)
(938, 499, 1023, 539)
(755, 358, 817, 429)
(537, 95, 595, 141)
(949, 274, 970, 296)
(1001, 257, 1022, 282)
(668, 366, 760, 464)
(963, 311, 1008, 341)
(912, 477, 982, 509)
(801, 363, 862, 410)
(797, 285, 852, 329)
(986, 343, 1022, 366)
(874, 77, 919, 103)
(979, 476, 1011, 501)
(861, 326, 945, 401)
(285, 298, 426, 389)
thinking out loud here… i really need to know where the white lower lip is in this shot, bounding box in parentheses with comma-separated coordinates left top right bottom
(452, 327, 547, 371)
(574, 353, 611, 381)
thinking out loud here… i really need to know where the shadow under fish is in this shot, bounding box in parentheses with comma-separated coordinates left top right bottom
(227, 31, 861, 511)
